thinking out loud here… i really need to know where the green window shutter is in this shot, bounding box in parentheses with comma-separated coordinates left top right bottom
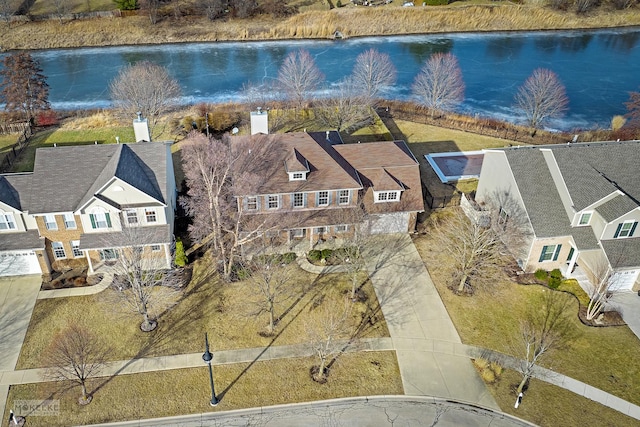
(614, 223, 623, 238)
(552, 244, 562, 261)
(90, 214, 96, 229)
(630, 222, 638, 237)
(106, 213, 112, 228)
(539, 246, 548, 263)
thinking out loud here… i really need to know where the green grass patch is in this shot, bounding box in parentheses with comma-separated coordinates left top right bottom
(17, 259, 388, 369)
(414, 233, 640, 407)
(0, 133, 19, 154)
(29, 0, 115, 15)
(485, 369, 639, 427)
(559, 278, 591, 307)
(5, 352, 402, 426)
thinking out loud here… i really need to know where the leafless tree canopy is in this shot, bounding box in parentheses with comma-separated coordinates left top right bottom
(412, 52, 465, 114)
(515, 68, 569, 128)
(276, 49, 324, 108)
(52, 0, 71, 22)
(625, 89, 640, 128)
(429, 208, 504, 293)
(140, 0, 161, 24)
(180, 131, 286, 280)
(351, 48, 397, 105)
(0, 52, 50, 121)
(0, 0, 13, 22)
(45, 324, 110, 404)
(104, 226, 181, 332)
(109, 61, 182, 138)
(584, 257, 622, 321)
(514, 291, 577, 393)
(315, 78, 371, 132)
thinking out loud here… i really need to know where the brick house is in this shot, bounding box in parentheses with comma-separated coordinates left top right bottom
(0, 141, 176, 277)
(233, 130, 424, 247)
(475, 140, 640, 291)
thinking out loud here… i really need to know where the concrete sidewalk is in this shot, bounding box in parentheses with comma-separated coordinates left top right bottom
(363, 234, 499, 410)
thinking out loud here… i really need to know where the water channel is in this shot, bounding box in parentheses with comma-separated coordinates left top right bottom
(2, 27, 640, 130)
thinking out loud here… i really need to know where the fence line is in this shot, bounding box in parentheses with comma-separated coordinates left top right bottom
(0, 122, 29, 135)
(0, 125, 33, 173)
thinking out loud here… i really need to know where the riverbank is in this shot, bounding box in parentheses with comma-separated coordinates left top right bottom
(1, 4, 640, 51)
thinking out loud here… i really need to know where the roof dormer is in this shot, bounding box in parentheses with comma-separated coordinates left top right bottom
(370, 169, 405, 203)
(285, 149, 310, 181)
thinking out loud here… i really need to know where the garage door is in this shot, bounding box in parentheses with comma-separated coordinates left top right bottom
(610, 269, 640, 292)
(368, 212, 409, 235)
(0, 251, 42, 277)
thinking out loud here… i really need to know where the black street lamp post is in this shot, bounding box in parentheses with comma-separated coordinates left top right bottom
(202, 333, 219, 406)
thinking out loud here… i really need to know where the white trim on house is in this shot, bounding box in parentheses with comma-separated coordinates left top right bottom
(374, 190, 400, 203)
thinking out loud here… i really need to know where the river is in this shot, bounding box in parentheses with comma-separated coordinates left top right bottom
(3, 27, 640, 131)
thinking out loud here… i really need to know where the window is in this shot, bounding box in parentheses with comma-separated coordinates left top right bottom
(71, 240, 82, 258)
(267, 195, 279, 209)
(52, 242, 66, 259)
(539, 244, 562, 262)
(44, 214, 57, 230)
(317, 191, 329, 206)
(246, 196, 258, 211)
(291, 172, 305, 180)
(64, 213, 76, 229)
(0, 213, 16, 230)
(335, 224, 348, 233)
(375, 191, 400, 203)
(614, 221, 637, 238)
(338, 190, 349, 205)
(145, 209, 157, 223)
(99, 249, 118, 261)
(315, 226, 327, 234)
(126, 210, 138, 225)
(291, 229, 305, 238)
(151, 244, 161, 252)
(579, 212, 591, 226)
(293, 193, 305, 208)
(498, 207, 509, 225)
(89, 211, 111, 229)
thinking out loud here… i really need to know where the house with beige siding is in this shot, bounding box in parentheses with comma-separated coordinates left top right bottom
(0, 141, 176, 277)
(475, 140, 640, 291)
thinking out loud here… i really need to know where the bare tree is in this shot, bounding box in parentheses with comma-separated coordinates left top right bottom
(276, 49, 324, 108)
(315, 78, 371, 132)
(305, 297, 354, 383)
(140, 0, 160, 24)
(351, 48, 397, 106)
(0, 52, 50, 122)
(109, 61, 182, 139)
(429, 208, 503, 294)
(45, 324, 110, 405)
(245, 254, 297, 335)
(105, 226, 182, 332)
(412, 52, 465, 115)
(180, 131, 285, 280)
(203, 0, 228, 20)
(514, 291, 577, 394)
(53, 0, 71, 23)
(584, 259, 621, 321)
(624, 88, 640, 128)
(515, 68, 569, 129)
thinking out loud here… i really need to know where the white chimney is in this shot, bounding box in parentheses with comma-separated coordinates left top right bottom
(250, 108, 269, 135)
(133, 112, 151, 142)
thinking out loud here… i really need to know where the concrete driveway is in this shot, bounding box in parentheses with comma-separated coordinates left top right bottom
(0, 275, 41, 419)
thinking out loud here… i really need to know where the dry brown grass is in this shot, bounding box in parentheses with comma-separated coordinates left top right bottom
(4, 352, 403, 426)
(16, 258, 388, 369)
(413, 231, 640, 406)
(2, 4, 639, 51)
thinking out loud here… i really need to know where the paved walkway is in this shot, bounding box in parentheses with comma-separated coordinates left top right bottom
(37, 268, 114, 299)
(363, 234, 499, 410)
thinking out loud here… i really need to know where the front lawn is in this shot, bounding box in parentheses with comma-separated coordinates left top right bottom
(17, 258, 388, 369)
(5, 352, 403, 426)
(413, 233, 640, 407)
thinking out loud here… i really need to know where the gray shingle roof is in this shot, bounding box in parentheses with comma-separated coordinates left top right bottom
(595, 195, 639, 223)
(79, 224, 171, 250)
(503, 147, 599, 250)
(0, 174, 32, 210)
(601, 238, 640, 269)
(27, 143, 168, 214)
(0, 230, 44, 251)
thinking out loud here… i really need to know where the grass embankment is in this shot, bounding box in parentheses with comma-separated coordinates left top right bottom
(2, 4, 640, 51)
(413, 231, 640, 423)
(16, 258, 387, 369)
(5, 352, 402, 426)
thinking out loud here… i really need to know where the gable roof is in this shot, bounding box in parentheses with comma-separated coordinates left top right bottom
(601, 238, 640, 269)
(27, 143, 168, 214)
(595, 194, 639, 223)
(0, 173, 32, 211)
(501, 147, 599, 250)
